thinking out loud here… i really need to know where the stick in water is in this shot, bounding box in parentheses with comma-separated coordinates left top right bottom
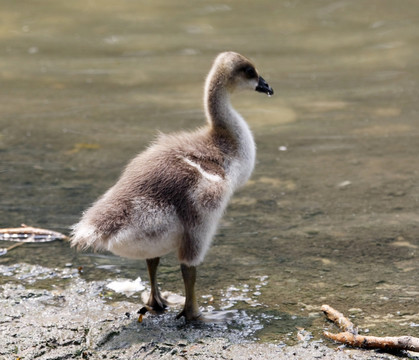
(322, 304, 419, 352)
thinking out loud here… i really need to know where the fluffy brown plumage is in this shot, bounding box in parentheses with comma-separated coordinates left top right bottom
(71, 52, 273, 321)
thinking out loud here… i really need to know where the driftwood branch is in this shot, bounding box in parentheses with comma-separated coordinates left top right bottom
(321, 304, 358, 334)
(322, 304, 419, 352)
(0, 224, 68, 242)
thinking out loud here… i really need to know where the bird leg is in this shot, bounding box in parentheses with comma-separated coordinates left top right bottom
(176, 263, 202, 321)
(140, 257, 170, 314)
(176, 263, 238, 323)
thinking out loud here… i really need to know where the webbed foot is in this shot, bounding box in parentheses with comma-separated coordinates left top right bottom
(139, 290, 185, 315)
(146, 291, 170, 313)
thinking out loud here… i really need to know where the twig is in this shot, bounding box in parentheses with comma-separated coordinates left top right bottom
(324, 331, 419, 352)
(321, 304, 357, 334)
(322, 304, 419, 352)
(0, 224, 68, 242)
(0, 242, 26, 256)
(6, 242, 26, 251)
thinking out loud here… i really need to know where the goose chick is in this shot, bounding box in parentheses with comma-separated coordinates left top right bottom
(71, 51, 273, 322)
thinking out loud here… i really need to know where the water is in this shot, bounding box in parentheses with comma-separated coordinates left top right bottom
(1, 0, 419, 344)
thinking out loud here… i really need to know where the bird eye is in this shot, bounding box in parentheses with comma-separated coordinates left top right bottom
(244, 66, 257, 79)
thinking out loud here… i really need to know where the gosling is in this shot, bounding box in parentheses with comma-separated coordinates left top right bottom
(71, 52, 273, 322)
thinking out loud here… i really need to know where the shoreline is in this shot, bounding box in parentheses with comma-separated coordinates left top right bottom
(1, 263, 415, 360)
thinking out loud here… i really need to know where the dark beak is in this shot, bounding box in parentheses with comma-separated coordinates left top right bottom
(255, 76, 274, 96)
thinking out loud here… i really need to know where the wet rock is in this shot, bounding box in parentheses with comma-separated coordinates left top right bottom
(337, 180, 352, 188)
(342, 283, 358, 288)
(348, 308, 363, 314)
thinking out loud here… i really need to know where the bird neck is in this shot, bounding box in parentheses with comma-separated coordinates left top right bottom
(203, 71, 256, 187)
(204, 77, 233, 130)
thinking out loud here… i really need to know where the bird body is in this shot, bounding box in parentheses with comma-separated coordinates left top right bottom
(72, 126, 245, 266)
(71, 52, 273, 321)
